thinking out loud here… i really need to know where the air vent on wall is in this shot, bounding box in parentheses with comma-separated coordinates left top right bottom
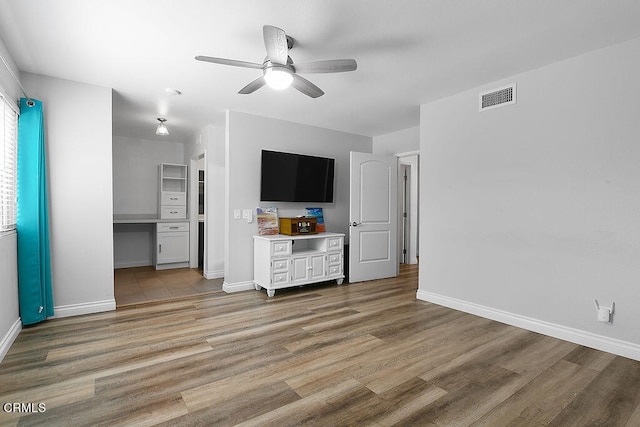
(479, 83, 516, 111)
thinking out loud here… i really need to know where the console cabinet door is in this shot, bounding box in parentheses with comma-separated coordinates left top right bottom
(309, 254, 327, 281)
(291, 254, 327, 284)
(291, 256, 309, 284)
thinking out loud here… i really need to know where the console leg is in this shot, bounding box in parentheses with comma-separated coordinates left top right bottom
(254, 283, 262, 291)
(337, 279, 344, 285)
(267, 289, 275, 297)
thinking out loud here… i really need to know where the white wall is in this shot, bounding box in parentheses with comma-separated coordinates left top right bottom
(418, 36, 640, 360)
(184, 124, 225, 278)
(373, 126, 419, 156)
(0, 37, 22, 361)
(22, 72, 115, 317)
(224, 111, 372, 289)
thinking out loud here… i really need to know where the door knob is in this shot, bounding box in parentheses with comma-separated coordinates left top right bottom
(350, 222, 361, 227)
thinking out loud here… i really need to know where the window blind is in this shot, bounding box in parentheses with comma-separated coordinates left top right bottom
(0, 94, 18, 232)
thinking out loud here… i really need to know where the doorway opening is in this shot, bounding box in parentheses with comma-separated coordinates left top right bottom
(398, 153, 419, 266)
(113, 152, 224, 308)
(193, 156, 205, 274)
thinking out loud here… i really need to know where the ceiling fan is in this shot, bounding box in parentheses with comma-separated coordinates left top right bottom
(195, 25, 357, 98)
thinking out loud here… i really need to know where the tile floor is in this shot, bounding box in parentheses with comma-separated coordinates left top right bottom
(113, 266, 224, 307)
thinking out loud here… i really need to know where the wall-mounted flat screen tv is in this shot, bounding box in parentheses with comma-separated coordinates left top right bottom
(260, 150, 335, 203)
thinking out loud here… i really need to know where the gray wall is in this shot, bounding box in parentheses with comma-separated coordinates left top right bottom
(113, 135, 184, 215)
(224, 111, 372, 288)
(373, 126, 420, 156)
(418, 36, 640, 359)
(23, 72, 115, 316)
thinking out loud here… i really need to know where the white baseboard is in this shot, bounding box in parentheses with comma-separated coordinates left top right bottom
(114, 260, 152, 269)
(155, 262, 189, 270)
(204, 269, 224, 280)
(53, 299, 116, 318)
(416, 290, 640, 362)
(222, 280, 255, 293)
(0, 318, 21, 362)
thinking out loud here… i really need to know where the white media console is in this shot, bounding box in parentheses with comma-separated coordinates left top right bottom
(253, 232, 345, 297)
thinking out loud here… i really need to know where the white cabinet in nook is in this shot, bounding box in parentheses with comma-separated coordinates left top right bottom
(155, 222, 189, 270)
(253, 233, 345, 297)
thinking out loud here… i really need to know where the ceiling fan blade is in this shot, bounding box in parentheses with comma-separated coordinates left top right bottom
(195, 56, 263, 69)
(291, 74, 324, 98)
(238, 76, 266, 94)
(293, 59, 357, 74)
(263, 25, 288, 65)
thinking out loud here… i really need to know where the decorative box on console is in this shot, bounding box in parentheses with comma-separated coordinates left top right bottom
(279, 217, 318, 236)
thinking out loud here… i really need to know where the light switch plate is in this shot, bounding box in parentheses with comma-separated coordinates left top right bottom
(242, 209, 253, 223)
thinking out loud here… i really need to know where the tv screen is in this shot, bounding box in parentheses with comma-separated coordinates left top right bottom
(260, 150, 335, 203)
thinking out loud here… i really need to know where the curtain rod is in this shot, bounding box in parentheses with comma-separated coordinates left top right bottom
(0, 49, 34, 107)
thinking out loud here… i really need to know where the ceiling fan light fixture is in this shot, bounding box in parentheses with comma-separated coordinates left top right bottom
(264, 66, 293, 90)
(155, 117, 169, 136)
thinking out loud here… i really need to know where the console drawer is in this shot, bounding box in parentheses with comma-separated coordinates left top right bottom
(271, 240, 292, 257)
(272, 258, 289, 272)
(328, 253, 342, 265)
(328, 237, 343, 251)
(272, 272, 290, 285)
(328, 265, 342, 276)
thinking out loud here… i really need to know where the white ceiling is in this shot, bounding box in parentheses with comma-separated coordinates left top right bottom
(1, 1, 640, 141)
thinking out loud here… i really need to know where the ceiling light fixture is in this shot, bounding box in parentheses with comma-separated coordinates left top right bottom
(155, 118, 169, 136)
(264, 66, 293, 90)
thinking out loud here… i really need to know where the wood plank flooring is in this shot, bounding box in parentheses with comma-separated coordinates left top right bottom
(2, 264, 640, 426)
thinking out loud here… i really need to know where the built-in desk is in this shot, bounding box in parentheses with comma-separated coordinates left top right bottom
(113, 214, 189, 270)
(113, 214, 184, 224)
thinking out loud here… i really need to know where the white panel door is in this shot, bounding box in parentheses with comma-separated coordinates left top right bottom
(349, 152, 398, 282)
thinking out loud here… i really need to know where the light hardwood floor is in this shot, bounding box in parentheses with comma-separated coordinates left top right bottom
(2, 264, 640, 426)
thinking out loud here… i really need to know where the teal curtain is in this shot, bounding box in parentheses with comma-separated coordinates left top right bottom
(16, 98, 53, 325)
